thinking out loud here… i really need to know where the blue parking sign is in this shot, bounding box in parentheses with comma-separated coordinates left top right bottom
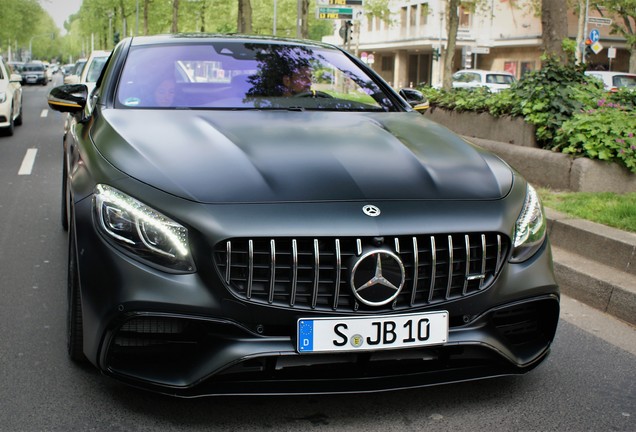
(590, 29, 600, 43)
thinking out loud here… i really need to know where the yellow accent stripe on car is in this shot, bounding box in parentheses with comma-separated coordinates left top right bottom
(48, 100, 82, 108)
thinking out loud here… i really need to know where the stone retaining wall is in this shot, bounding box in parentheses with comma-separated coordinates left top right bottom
(423, 107, 537, 147)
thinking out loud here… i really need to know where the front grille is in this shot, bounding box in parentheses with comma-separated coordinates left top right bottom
(214, 233, 508, 312)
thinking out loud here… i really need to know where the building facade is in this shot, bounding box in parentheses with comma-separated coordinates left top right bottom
(323, 0, 631, 89)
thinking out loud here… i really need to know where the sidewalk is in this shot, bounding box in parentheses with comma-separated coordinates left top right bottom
(546, 208, 636, 327)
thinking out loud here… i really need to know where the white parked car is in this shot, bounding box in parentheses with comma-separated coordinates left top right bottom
(584, 70, 636, 92)
(79, 50, 111, 95)
(451, 69, 516, 92)
(0, 57, 23, 135)
(63, 58, 87, 85)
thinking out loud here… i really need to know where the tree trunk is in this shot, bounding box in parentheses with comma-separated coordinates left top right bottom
(199, 2, 207, 32)
(172, 0, 179, 33)
(541, 0, 568, 63)
(143, 0, 150, 35)
(237, 0, 252, 34)
(442, 0, 459, 90)
(300, 0, 309, 39)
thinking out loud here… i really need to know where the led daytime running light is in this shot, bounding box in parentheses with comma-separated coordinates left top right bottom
(514, 184, 541, 248)
(96, 184, 188, 257)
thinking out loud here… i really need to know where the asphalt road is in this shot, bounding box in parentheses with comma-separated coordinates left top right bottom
(0, 76, 634, 432)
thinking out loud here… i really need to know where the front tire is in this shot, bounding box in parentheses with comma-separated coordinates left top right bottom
(14, 102, 23, 126)
(2, 106, 15, 136)
(61, 159, 69, 231)
(67, 216, 85, 362)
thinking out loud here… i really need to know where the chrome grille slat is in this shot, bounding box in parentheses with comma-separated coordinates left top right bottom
(480, 234, 487, 289)
(429, 236, 437, 303)
(312, 239, 319, 309)
(247, 240, 253, 299)
(463, 235, 470, 295)
(445, 235, 453, 300)
(410, 237, 418, 306)
(333, 239, 341, 310)
(216, 233, 509, 313)
(290, 239, 298, 306)
(268, 240, 275, 304)
(225, 241, 231, 284)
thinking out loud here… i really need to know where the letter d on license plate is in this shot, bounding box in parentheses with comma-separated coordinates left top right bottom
(297, 311, 448, 353)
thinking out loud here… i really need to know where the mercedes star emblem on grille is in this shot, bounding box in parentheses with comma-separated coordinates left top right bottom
(362, 205, 381, 217)
(350, 250, 405, 306)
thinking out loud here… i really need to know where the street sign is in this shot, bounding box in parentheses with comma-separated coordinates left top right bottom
(318, 6, 354, 19)
(589, 29, 600, 43)
(588, 17, 612, 26)
(591, 41, 603, 55)
(608, 47, 616, 59)
(473, 47, 490, 54)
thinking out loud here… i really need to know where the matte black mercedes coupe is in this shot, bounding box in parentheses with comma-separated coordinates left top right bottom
(47, 34, 559, 396)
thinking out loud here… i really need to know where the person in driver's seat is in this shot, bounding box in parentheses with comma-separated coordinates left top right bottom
(281, 65, 312, 96)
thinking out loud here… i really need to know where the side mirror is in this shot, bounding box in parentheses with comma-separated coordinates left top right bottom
(399, 88, 429, 112)
(399, 88, 426, 106)
(48, 84, 88, 113)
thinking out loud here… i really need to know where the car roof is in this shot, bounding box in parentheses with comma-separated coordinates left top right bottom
(127, 33, 339, 50)
(87, 50, 111, 58)
(455, 69, 514, 75)
(584, 70, 636, 77)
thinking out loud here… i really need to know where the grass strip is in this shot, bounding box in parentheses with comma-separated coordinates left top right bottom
(538, 189, 636, 233)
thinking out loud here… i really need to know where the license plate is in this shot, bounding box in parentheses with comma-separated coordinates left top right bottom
(297, 311, 448, 353)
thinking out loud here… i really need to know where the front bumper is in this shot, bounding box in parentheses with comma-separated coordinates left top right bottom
(24, 75, 45, 85)
(103, 295, 558, 396)
(72, 194, 559, 396)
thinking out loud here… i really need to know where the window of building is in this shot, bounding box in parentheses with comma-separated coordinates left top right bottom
(382, 56, 394, 72)
(459, 6, 471, 28)
(401, 7, 408, 32)
(420, 3, 429, 26)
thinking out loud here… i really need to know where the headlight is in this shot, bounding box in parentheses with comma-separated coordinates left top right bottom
(0, 92, 6, 103)
(510, 183, 547, 263)
(93, 184, 195, 273)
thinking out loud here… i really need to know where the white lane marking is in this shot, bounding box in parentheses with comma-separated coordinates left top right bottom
(18, 148, 38, 175)
(40, 109, 48, 118)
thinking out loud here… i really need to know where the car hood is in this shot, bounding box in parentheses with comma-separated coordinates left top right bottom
(93, 110, 514, 203)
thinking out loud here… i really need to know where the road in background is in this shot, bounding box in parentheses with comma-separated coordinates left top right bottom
(0, 75, 633, 432)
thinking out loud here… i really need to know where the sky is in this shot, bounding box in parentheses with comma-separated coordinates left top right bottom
(39, 0, 83, 34)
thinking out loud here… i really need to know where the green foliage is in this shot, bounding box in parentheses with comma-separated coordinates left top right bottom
(0, 0, 59, 61)
(508, 56, 588, 145)
(419, 86, 515, 117)
(554, 101, 636, 173)
(421, 55, 636, 174)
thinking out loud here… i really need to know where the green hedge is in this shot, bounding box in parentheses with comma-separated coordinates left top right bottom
(419, 57, 636, 173)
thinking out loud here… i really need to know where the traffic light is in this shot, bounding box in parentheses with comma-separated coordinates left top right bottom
(432, 48, 440, 61)
(113, 32, 120, 45)
(584, 38, 593, 58)
(338, 20, 353, 42)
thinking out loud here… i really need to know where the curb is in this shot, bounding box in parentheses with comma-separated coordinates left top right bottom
(546, 208, 636, 326)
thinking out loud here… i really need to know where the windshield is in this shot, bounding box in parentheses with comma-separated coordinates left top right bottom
(612, 74, 636, 88)
(116, 42, 395, 111)
(86, 57, 109, 82)
(24, 64, 44, 72)
(486, 74, 516, 85)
